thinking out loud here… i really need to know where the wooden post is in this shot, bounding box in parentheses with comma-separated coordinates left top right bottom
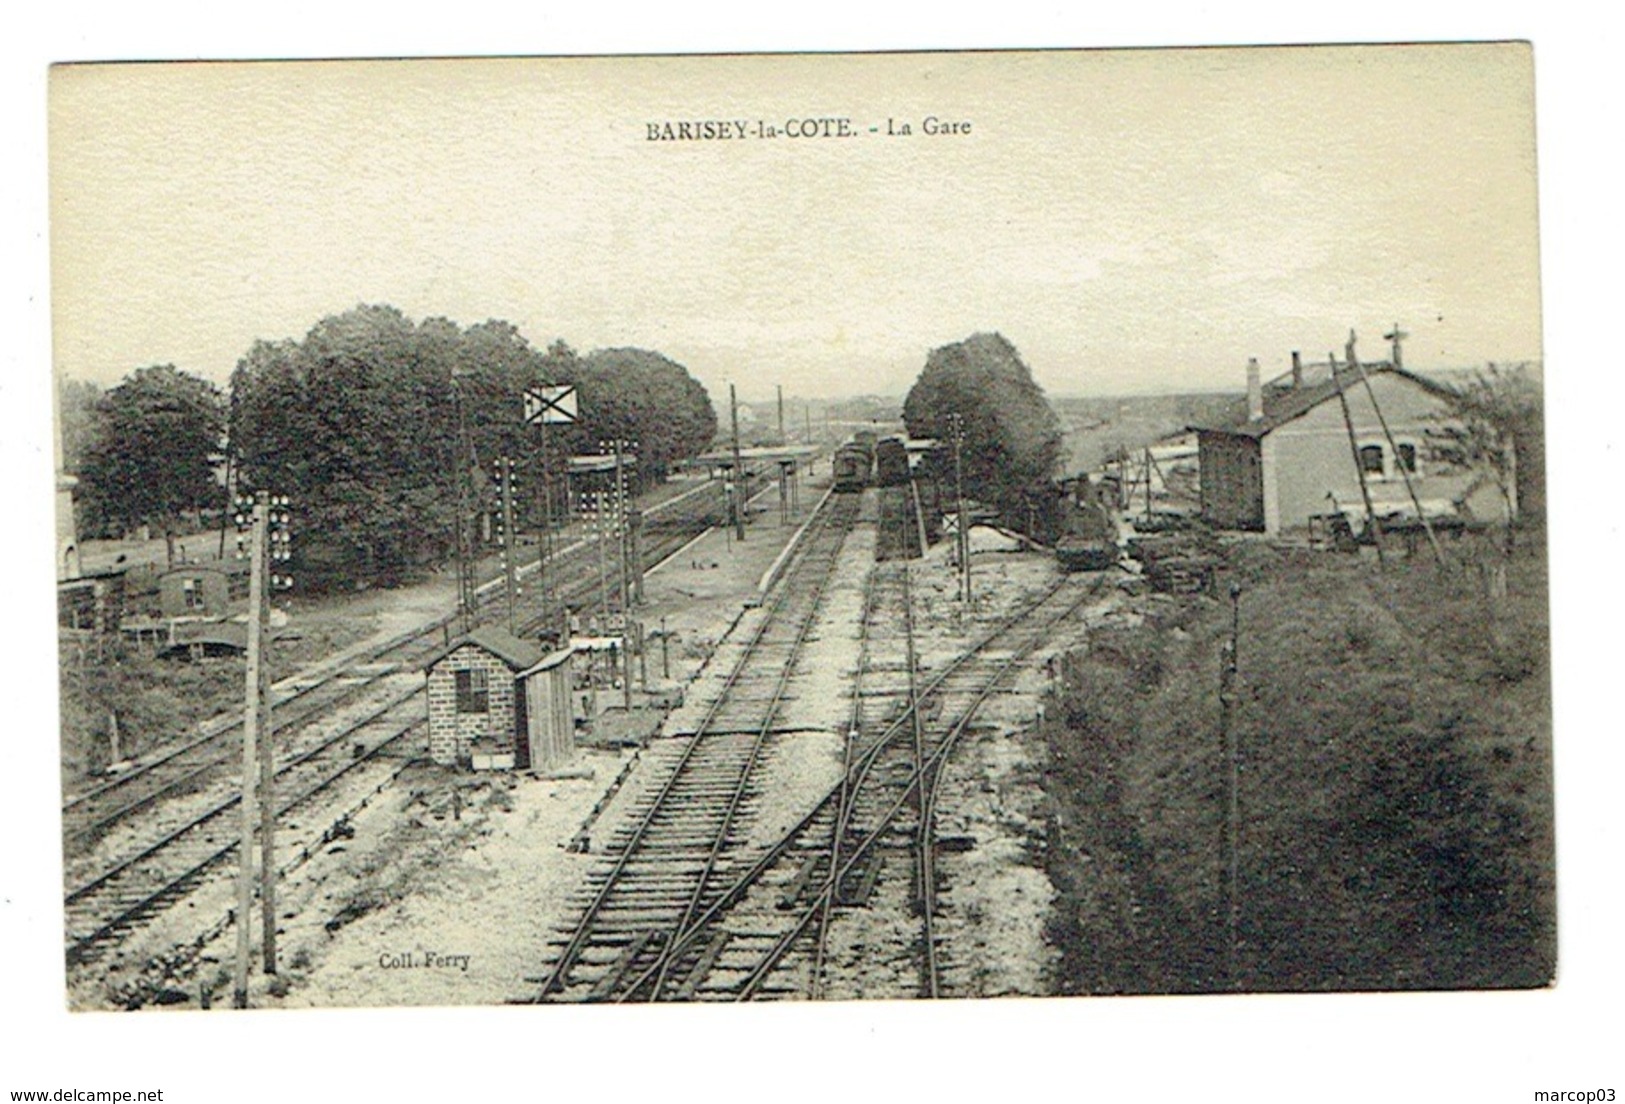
(233, 491, 268, 1008)
(1347, 332, 1446, 566)
(1218, 582, 1242, 989)
(256, 500, 277, 977)
(501, 457, 519, 634)
(950, 413, 970, 603)
(1330, 352, 1388, 566)
(627, 508, 644, 606)
(730, 384, 746, 542)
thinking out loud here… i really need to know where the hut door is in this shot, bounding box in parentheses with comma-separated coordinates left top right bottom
(512, 676, 531, 771)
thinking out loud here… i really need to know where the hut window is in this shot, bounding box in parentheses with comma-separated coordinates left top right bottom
(1395, 442, 1419, 475)
(1358, 444, 1386, 477)
(182, 578, 205, 610)
(455, 669, 490, 714)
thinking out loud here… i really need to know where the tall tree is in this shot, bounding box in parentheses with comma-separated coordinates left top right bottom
(1429, 362, 1544, 535)
(902, 332, 1064, 523)
(230, 305, 465, 589)
(553, 347, 718, 484)
(78, 365, 225, 564)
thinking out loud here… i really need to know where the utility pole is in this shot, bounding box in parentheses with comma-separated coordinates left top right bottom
(452, 372, 477, 634)
(1218, 582, 1242, 990)
(499, 457, 519, 634)
(1347, 330, 1446, 566)
(777, 384, 785, 444)
(730, 384, 746, 542)
(231, 491, 292, 1005)
(949, 413, 970, 603)
(1330, 350, 1388, 567)
(590, 488, 611, 627)
(232, 492, 265, 1008)
(602, 439, 636, 614)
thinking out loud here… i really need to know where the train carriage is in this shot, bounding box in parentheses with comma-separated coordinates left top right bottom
(832, 442, 874, 492)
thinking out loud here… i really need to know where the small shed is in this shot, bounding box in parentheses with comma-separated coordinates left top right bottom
(158, 561, 251, 620)
(423, 626, 576, 771)
(516, 648, 577, 773)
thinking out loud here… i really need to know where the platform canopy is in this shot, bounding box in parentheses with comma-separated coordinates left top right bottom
(693, 444, 819, 469)
(567, 455, 639, 475)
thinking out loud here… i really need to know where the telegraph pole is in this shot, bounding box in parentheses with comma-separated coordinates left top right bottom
(777, 384, 785, 444)
(1347, 330, 1446, 566)
(1331, 350, 1388, 567)
(949, 413, 971, 603)
(602, 439, 636, 614)
(499, 457, 519, 633)
(452, 372, 476, 634)
(232, 492, 266, 1008)
(1218, 582, 1242, 989)
(730, 384, 746, 542)
(232, 490, 292, 1004)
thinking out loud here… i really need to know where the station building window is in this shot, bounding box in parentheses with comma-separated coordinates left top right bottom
(455, 668, 490, 714)
(182, 578, 205, 610)
(1395, 441, 1420, 475)
(1358, 444, 1386, 477)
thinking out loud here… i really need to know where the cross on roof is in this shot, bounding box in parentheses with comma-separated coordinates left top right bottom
(1383, 322, 1409, 369)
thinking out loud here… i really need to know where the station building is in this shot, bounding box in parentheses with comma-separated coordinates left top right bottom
(1191, 354, 1513, 538)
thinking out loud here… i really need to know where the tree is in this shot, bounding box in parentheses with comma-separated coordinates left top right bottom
(902, 332, 1064, 523)
(78, 365, 225, 564)
(229, 305, 465, 590)
(1429, 362, 1543, 555)
(553, 348, 717, 485)
(56, 378, 102, 473)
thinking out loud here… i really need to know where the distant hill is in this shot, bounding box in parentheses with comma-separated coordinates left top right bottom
(1053, 393, 1236, 474)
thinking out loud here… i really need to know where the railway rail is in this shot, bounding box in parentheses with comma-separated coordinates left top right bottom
(60, 468, 775, 858)
(61, 465, 796, 975)
(64, 687, 425, 967)
(530, 493, 860, 1000)
(527, 495, 1112, 1003)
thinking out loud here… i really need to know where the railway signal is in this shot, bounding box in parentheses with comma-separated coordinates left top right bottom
(231, 490, 292, 1007)
(497, 457, 521, 634)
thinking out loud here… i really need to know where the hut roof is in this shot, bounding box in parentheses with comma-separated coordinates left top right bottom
(423, 625, 547, 674)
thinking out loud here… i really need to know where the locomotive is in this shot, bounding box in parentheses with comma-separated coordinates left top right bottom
(1054, 477, 1120, 572)
(833, 438, 875, 492)
(873, 435, 912, 487)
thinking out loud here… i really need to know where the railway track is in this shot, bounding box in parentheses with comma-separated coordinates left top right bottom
(60, 468, 794, 975)
(59, 470, 765, 859)
(528, 564, 1108, 1002)
(529, 493, 860, 1001)
(64, 685, 425, 967)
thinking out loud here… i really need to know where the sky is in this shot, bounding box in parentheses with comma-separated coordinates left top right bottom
(48, 44, 1541, 404)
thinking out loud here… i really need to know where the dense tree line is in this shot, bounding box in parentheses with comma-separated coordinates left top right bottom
(225, 304, 715, 590)
(548, 346, 718, 482)
(901, 332, 1064, 526)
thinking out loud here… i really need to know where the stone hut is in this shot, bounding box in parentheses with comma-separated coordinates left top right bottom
(423, 626, 576, 771)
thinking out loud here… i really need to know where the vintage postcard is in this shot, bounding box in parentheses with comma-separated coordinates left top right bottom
(48, 44, 1550, 1015)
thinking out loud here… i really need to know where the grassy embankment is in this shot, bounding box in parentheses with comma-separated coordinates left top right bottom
(58, 609, 377, 793)
(1042, 530, 1553, 993)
